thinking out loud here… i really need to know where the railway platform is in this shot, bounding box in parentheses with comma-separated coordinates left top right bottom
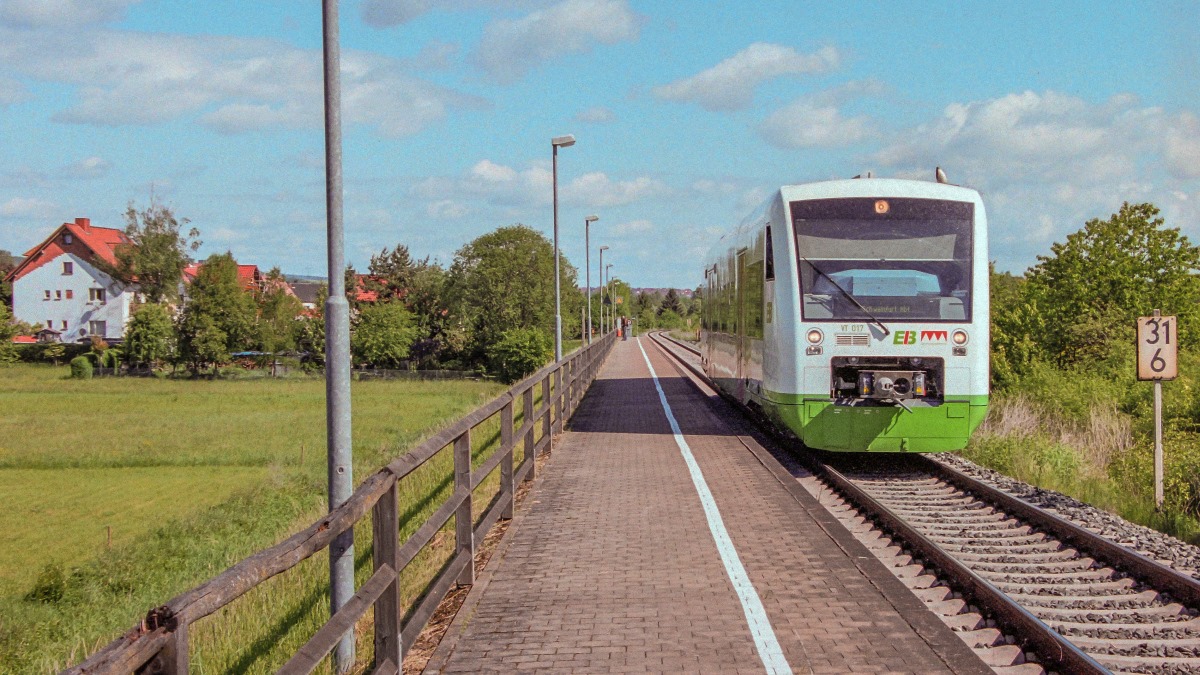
(425, 337, 990, 674)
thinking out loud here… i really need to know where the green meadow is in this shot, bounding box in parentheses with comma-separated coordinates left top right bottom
(0, 363, 507, 673)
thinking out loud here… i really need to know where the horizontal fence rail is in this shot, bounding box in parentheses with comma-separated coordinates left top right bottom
(66, 332, 617, 675)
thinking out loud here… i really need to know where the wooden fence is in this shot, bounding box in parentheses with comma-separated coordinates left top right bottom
(66, 332, 617, 674)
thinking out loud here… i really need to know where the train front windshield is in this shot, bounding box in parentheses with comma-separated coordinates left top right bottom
(793, 197, 974, 322)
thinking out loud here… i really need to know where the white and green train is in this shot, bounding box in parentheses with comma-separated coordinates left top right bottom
(701, 176, 989, 452)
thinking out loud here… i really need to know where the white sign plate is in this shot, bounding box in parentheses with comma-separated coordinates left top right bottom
(1137, 316, 1177, 381)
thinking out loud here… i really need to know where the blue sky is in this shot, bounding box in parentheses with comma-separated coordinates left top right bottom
(1, 0, 1198, 288)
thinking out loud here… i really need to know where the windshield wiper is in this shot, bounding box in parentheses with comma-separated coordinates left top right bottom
(801, 258, 891, 337)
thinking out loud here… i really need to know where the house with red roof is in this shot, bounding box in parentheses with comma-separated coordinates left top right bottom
(4, 217, 139, 343)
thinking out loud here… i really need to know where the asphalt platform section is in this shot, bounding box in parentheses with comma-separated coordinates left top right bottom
(426, 337, 989, 674)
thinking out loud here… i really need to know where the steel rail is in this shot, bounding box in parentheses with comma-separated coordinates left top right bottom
(645, 330, 1109, 674)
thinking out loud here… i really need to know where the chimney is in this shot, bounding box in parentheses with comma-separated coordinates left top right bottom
(75, 217, 90, 231)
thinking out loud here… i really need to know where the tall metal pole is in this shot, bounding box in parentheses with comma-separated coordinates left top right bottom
(585, 216, 597, 344)
(598, 247, 605, 335)
(585, 218, 590, 344)
(321, 1, 354, 670)
(552, 143, 562, 361)
(606, 263, 613, 332)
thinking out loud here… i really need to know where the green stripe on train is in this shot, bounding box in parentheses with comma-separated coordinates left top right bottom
(759, 390, 989, 452)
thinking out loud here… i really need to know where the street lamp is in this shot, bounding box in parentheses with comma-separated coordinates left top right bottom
(605, 262, 614, 333)
(585, 215, 598, 344)
(598, 245, 609, 335)
(551, 134, 575, 362)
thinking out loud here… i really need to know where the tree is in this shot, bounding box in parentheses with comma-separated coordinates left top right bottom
(124, 303, 175, 368)
(486, 328, 552, 383)
(176, 252, 256, 370)
(446, 224, 579, 365)
(0, 249, 20, 309)
(255, 267, 303, 357)
(295, 284, 327, 367)
(176, 312, 228, 374)
(101, 202, 201, 303)
(660, 288, 683, 316)
(366, 245, 416, 301)
(351, 302, 419, 368)
(1023, 202, 1200, 364)
(0, 302, 16, 364)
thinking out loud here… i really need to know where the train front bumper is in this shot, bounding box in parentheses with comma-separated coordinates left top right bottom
(772, 397, 989, 452)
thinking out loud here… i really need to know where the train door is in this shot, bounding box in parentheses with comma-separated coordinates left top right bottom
(736, 249, 748, 396)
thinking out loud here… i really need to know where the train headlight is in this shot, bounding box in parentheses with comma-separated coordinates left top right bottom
(913, 373, 926, 397)
(806, 328, 823, 345)
(952, 330, 969, 345)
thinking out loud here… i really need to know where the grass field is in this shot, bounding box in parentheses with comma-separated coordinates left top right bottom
(0, 363, 506, 672)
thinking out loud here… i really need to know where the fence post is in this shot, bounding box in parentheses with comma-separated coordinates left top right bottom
(523, 386, 536, 482)
(372, 479, 401, 669)
(135, 624, 188, 675)
(501, 398, 515, 519)
(541, 377, 552, 453)
(453, 430, 474, 586)
(553, 367, 564, 435)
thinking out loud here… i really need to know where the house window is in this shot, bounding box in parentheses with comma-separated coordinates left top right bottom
(65, 290, 73, 300)
(89, 288, 106, 303)
(55, 290, 62, 300)
(61, 320, 68, 330)
(89, 321, 106, 337)
(63, 261, 73, 275)
(64, 234, 73, 244)
(44, 290, 50, 300)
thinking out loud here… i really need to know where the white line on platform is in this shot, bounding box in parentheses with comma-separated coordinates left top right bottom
(636, 337, 793, 675)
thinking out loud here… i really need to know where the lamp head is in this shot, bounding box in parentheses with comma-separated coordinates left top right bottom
(585, 215, 599, 223)
(551, 134, 576, 148)
(599, 245, 609, 251)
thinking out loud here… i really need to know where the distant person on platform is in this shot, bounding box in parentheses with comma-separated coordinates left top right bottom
(622, 316, 630, 341)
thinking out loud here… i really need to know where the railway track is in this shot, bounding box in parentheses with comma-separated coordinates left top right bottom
(648, 331, 1200, 674)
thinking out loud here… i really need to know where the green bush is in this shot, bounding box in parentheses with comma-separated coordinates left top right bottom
(69, 356, 93, 380)
(486, 328, 551, 383)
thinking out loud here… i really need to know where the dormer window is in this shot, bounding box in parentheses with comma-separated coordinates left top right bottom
(64, 233, 73, 244)
(63, 261, 73, 275)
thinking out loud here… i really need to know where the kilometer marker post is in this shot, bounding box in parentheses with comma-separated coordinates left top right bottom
(1137, 309, 1177, 511)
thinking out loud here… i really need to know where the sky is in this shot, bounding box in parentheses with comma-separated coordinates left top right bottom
(1, 0, 1198, 289)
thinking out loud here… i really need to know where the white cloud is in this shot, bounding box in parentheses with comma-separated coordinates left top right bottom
(0, 197, 58, 218)
(0, 77, 29, 107)
(1165, 112, 1200, 179)
(0, 28, 484, 136)
(759, 100, 875, 148)
(873, 90, 1200, 270)
(576, 106, 616, 124)
(564, 172, 669, 208)
(361, 0, 523, 27)
(474, 0, 639, 83)
(652, 43, 839, 112)
(0, 0, 138, 28)
(413, 160, 667, 213)
(427, 199, 470, 219)
(62, 156, 112, 179)
(613, 219, 653, 235)
(411, 41, 459, 70)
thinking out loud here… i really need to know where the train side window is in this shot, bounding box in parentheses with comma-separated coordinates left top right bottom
(764, 225, 775, 281)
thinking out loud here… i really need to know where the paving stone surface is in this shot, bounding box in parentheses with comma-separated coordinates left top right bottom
(427, 338, 981, 674)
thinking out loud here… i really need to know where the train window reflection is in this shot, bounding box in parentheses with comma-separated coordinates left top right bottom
(796, 216, 972, 322)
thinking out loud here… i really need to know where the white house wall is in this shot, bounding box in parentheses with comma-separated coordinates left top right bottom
(12, 252, 136, 342)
